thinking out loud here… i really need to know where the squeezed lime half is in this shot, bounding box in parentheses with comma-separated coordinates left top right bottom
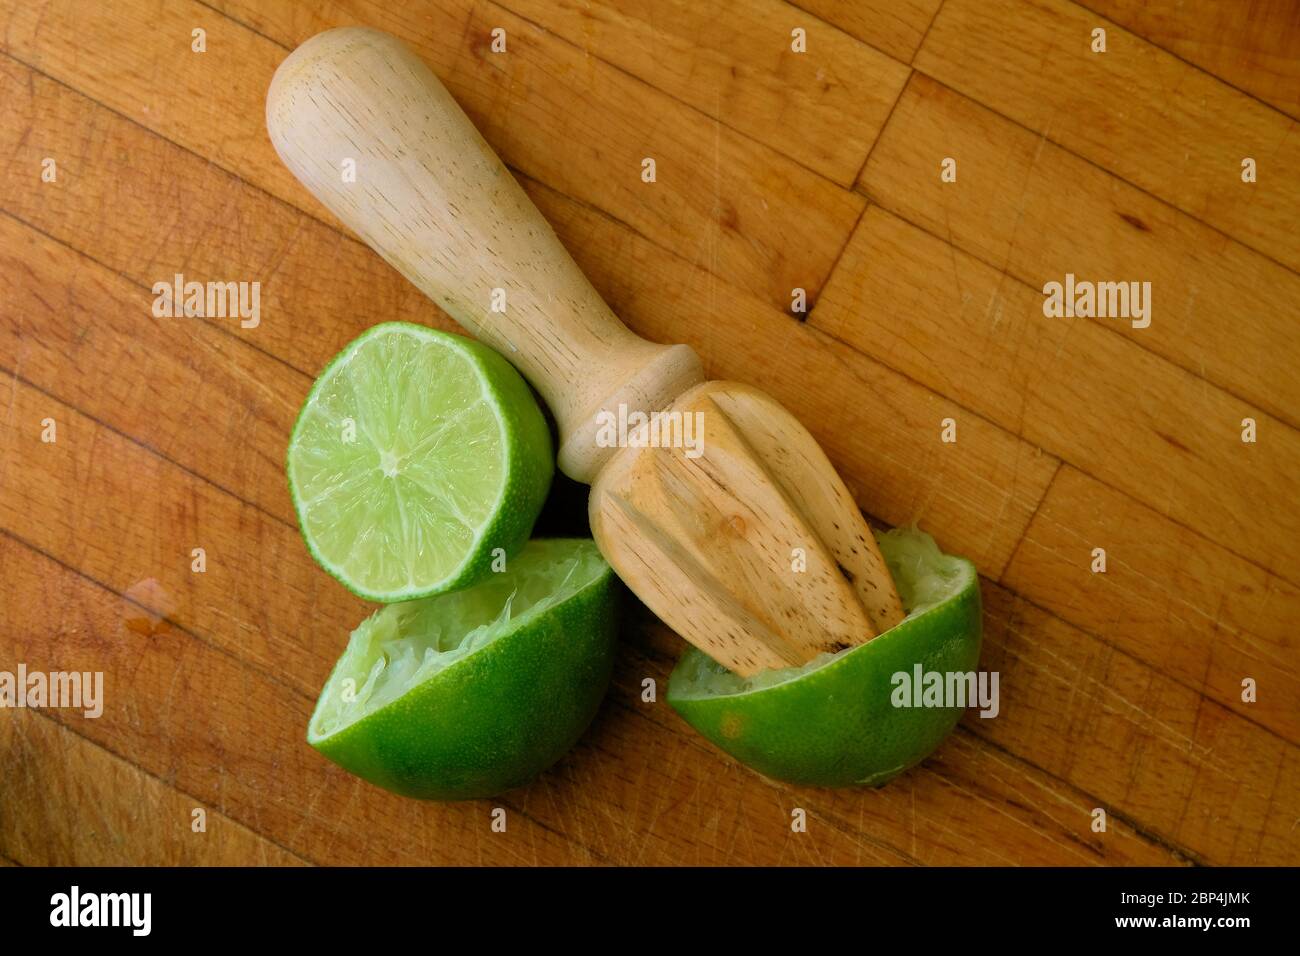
(668, 528, 982, 788)
(286, 322, 553, 602)
(308, 539, 620, 800)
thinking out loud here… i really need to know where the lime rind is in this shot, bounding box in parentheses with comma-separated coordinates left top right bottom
(309, 539, 609, 742)
(286, 322, 554, 603)
(667, 527, 983, 788)
(307, 539, 621, 801)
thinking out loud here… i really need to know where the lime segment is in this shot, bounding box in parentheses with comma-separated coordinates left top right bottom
(668, 528, 982, 788)
(308, 539, 621, 800)
(287, 322, 553, 602)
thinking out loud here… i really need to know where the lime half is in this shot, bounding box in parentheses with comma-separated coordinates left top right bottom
(287, 322, 553, 602)
(308, 538, 620, 800)
(667, 528, 982, 788)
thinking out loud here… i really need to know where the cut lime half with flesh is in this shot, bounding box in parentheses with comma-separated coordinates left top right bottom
(286, 322, 554, 602)
(308, 538, 621, 800)
(668, 527, 982, 788)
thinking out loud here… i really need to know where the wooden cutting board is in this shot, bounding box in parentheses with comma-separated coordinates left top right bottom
(0, 0, 1296, 866)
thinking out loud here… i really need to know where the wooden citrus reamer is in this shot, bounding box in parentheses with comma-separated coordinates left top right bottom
(267, 27, 903, 675)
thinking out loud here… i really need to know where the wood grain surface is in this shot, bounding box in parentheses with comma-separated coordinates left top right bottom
(1, 0, 1296, 866)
